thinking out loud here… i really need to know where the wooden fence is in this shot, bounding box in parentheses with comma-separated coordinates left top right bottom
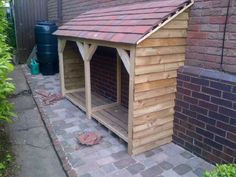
(13, 0, 48, 63)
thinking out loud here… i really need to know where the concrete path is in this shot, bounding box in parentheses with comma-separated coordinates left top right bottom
(7, 66, 67, 177)
(21, 64, 214, 177)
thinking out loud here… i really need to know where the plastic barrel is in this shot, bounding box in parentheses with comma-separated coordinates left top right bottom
(35, 21, 58, 75)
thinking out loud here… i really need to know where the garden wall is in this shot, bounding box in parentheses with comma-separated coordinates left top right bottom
(174, 66, 236, 164)
(173, 0, 236, 164)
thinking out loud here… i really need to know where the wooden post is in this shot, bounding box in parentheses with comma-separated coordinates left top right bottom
(76, 41, 97, 119)
(58, 39, 66, 96)
(128, 47, 135, 155)
(117, 53, 121, 104)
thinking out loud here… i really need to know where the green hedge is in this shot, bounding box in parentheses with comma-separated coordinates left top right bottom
(0, 0, 15, 123)
(204, 164, 236, 177)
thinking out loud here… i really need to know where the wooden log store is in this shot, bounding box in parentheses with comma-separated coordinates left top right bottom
(54, 0, 194, 155)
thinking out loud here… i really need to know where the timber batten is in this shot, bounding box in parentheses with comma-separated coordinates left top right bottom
(54, 0, 193, 155)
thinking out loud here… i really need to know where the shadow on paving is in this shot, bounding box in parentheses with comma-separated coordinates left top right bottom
(7, 66, 67, 177)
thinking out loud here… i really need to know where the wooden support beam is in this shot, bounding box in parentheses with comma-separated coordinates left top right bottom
(58, 39, 66, 96)
(117, 53, 121, 104)
(76, 41, 97, 119)
(128, 47, 135, 155)
(117, 48, 130, 75)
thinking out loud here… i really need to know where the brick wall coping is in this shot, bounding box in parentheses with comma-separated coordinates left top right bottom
(179, 66, 236, 84)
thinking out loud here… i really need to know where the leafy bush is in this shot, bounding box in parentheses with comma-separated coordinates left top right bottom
(204, 164, 236, 177)
(0, 0, 15, 123)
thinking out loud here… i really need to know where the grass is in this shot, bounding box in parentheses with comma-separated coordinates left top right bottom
(0, 124, 16, 177)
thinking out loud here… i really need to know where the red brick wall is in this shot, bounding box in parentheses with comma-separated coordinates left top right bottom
(91, 47, 129, 108)
(174, 66, 236, 164)
(186, 0, 236, 74)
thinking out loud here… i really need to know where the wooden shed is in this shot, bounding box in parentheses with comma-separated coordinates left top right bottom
(54, 0, 194, 155)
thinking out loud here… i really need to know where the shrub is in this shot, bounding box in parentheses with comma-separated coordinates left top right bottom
(0, 0, 15, 123)
(204, 164, 236, 177)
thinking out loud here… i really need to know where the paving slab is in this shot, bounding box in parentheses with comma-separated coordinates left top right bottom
(21, 65, 215, 177)
(7, 66, 67, 177)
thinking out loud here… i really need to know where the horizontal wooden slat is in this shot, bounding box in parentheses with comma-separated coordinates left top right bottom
(149, 29, 187, 38)
(133, 116, 173, 132)
(135, 78, 176, 93)
(136, 46, 186, 57)
(133, 107, 174, 126)
(135, 62, 184, 75)
(163, 20, 188, 29)
(133, 121, 173, 139)
(133, 100, 175, 117)
(135, 70, 177, 84)
(134, 93, 175, 110)
(137, 38, 186, 48)
(136, 54, 185, 66)
(133, 128, 173, 148)
(132, 136, 172, 155)
(135, 86, 176, 101)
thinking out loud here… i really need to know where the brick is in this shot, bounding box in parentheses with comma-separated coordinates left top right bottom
(202, 87, 221, 97)
(178, 74, 190, 81)
(176, 100, 189, 109)
(206, 124, 226, 137)
(219, 107, 236, 117)
(196, 127, 214, 139)
(190, 105, 208, 115)
(182, 108, 197, 118)
(192, 91, 210, 101)
(222, 92, 236, 101)
(211, 97, 232, 108)
(183, 82, 201, 91)
(212, 149, 233, 163)
(210, 81, 232, 92)
(202, 151, 221, 164)
(215, 135, 236, 149)
(173, 135, 185, 146)
(177, 87, 191, 95)
(209, 111, 230, 123)
(198, 100, 218, 112)
(183, 95, 198, 104)
(189, 117, 205, 128)
(178, 132, 193, 143)
(197, 114, 216, 126)
(204, 138, 223, 151)
(191, 77, 210, 86)
(185, 142, 202, 155)
(227, 132, 236, 142)
(230, 118, 236, 126)
(195, 140, 212, 152)
(186, 130, 203, 141)
(209, 16, 227, 24)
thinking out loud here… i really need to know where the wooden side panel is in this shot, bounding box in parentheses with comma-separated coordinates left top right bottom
(132, 11, 189, 154)
(63, 41, 85, 90)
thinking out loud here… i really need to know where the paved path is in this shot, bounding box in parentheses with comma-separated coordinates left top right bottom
(21, 65, 214, 177)
(8, 66, 67, 177)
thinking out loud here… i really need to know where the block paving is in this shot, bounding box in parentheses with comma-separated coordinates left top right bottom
(22, 65, 214, 177)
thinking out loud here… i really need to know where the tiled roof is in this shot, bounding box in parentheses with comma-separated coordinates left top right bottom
(54, 0, 192, 44)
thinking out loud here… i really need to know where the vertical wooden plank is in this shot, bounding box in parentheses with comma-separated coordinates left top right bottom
(117, 53, 121, 104)
(84, 60, 92, 119)
(128, 47, 135, 155)
(58, 39, 66, 96)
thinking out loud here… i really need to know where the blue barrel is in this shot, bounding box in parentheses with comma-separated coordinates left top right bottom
(35, 21, 58, 75)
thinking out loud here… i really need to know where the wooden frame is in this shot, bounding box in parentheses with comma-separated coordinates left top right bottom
(58, 6, 191, 155)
